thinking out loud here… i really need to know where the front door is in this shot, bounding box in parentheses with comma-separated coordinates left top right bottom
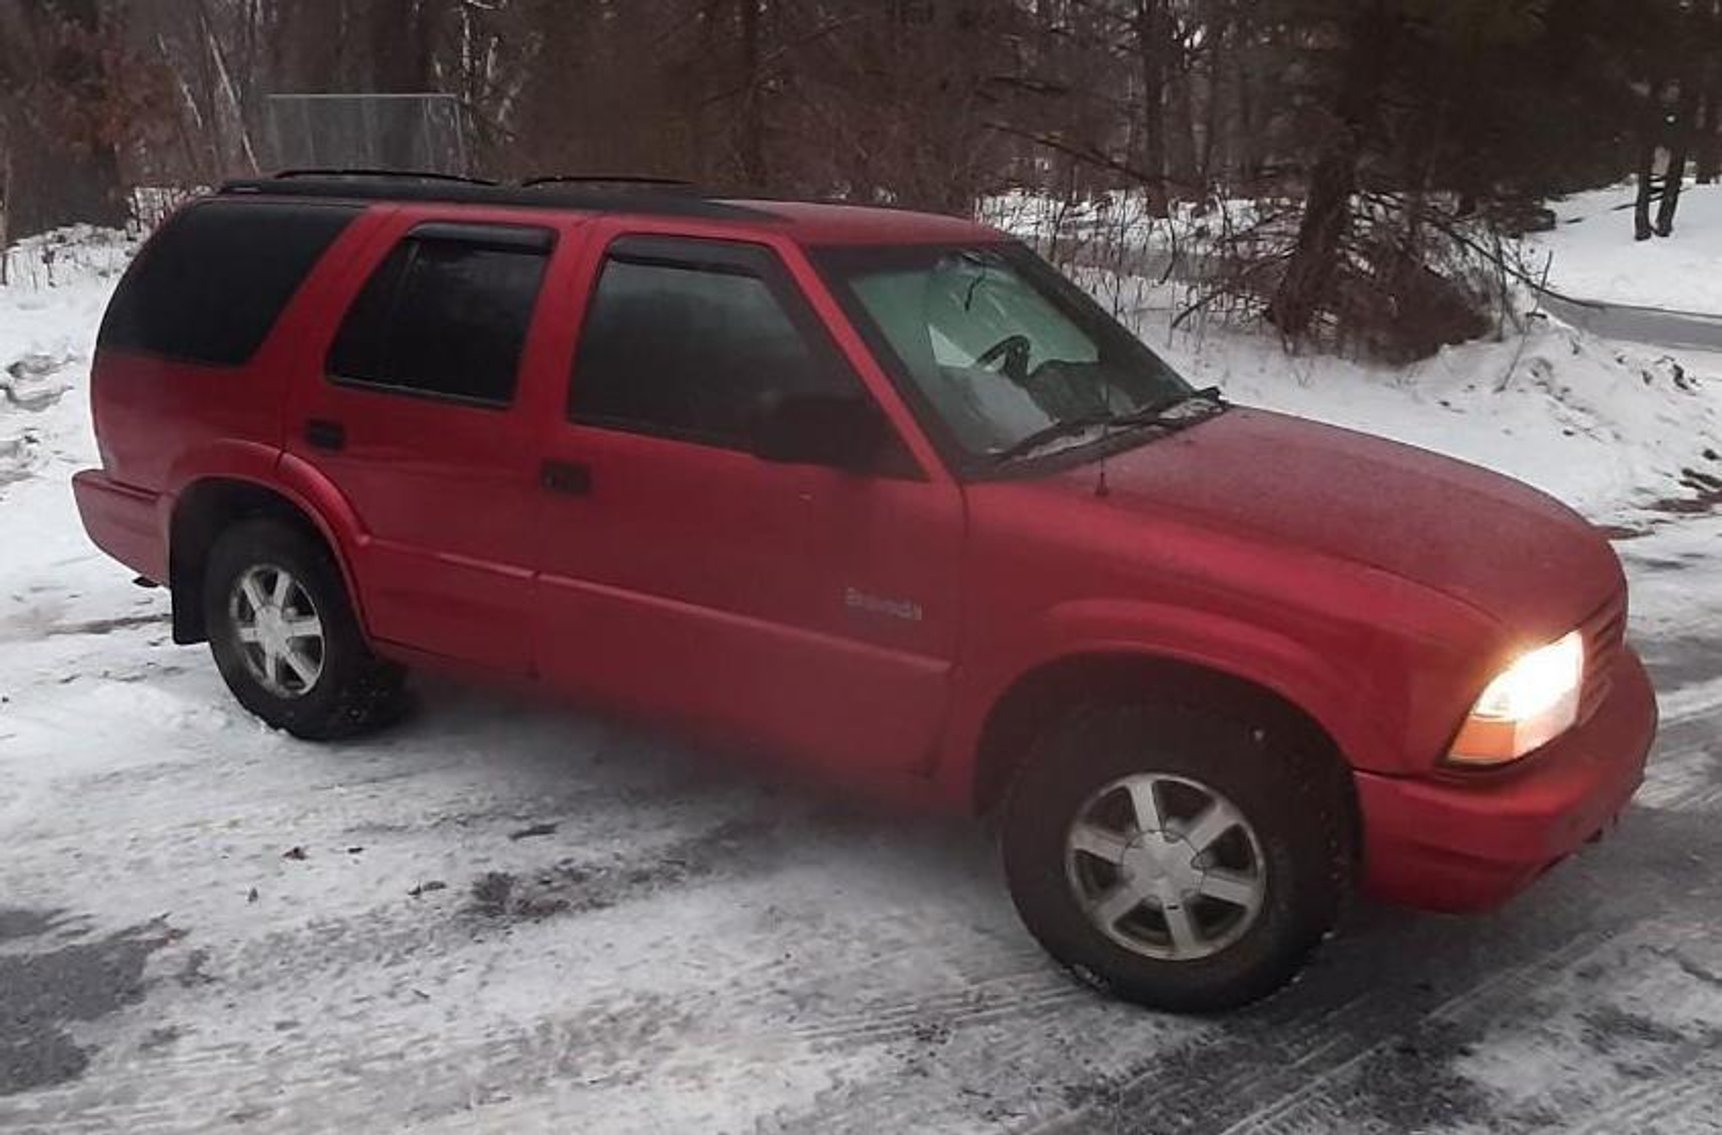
(534, 232, 965, 773)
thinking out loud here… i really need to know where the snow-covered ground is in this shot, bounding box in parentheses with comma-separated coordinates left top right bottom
(983, 180, 1722, 318)
(1067, 265, 1722, 524)
(4, 230, 1722, 1133)
(1530, 182, 1722, 313)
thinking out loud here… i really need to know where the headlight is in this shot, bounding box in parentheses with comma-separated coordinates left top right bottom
(1449, 631, 1585, 766)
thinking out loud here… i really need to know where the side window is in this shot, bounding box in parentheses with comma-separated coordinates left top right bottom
(328, 225, 552, 407)
(99, 200, 359, 366)
(569, 244, 863, 448)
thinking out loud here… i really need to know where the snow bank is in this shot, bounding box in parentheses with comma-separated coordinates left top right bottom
(1137, 306, 1722, 522)
(980, 188, 1269, 255)
(1526, 182, 1722, 314)
(0, 229, 134, 497)
(985, 182, 1722, 318)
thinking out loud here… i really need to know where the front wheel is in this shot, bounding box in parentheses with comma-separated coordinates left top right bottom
(1001, 700, 1353, 1013)
(203, 518, 407, 741)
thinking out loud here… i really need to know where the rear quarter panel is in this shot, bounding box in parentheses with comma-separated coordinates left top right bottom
(92, 207, 395, 497)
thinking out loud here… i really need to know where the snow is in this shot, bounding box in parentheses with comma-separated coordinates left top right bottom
(1095, 274, 1722, 524)
(983, 181, 1722, 319)
(1528, 182, 1722, 313)
(980, 189, 1270, 260)
(2, 228, 1722, 1131)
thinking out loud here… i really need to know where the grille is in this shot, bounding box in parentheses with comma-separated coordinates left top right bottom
(1578, 591, 1628, 723)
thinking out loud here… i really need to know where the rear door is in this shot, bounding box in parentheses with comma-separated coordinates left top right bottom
(285, 213, 567, 672)
(532, 227, 966, 775)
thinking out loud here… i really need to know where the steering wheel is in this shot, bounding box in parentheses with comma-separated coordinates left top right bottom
(975, 334, 1033, 383)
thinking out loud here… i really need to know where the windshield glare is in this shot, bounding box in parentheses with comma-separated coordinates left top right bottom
(816, 244, 1190, 463)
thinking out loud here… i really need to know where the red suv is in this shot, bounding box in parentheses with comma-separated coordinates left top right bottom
(74, 174, 1656, 1011)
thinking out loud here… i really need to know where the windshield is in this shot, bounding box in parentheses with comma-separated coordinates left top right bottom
(814, 243, 1192, 466)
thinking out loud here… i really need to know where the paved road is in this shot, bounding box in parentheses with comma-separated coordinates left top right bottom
(1539, 293, 1722, 353)
(1090, 247, 1722, 355)
(2, 512, 1721, 1134)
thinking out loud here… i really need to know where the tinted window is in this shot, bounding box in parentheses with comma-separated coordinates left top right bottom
(99, 201, 358, 366)
(571, 251, 858, 446)
(328, 228, 551, 407)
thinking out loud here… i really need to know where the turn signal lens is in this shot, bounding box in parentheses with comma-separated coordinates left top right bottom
(1449, 632, 1585, 766)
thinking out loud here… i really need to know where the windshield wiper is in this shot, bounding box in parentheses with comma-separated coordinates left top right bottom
(988, 387, 1227, 466)
(1124, 386, 1227, 423)
(989, 411, 1119, 464)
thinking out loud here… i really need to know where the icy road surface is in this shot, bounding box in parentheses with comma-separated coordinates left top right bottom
(5, 498, 1722, 1135)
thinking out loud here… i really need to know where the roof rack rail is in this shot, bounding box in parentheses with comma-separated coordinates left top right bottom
(520, 175, 696, 192)
(216, 174, 780, 222)
(274, 168, 499, 186)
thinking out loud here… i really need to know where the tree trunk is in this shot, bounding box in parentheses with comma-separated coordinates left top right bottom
(1697, 76, 1722, 184)
(1657, 77, 1700, 237)
(1267, 3, 1390, 338)
(1268, 143, 1359, 337)
(1232, 40, 1261, 189)
(1635, 77, 1666, 242)
(736, 0, 767, 190)
(1135, 0, 1168, 214)
(4, 0, 128, 238)
(1166, 56, 1199, 197)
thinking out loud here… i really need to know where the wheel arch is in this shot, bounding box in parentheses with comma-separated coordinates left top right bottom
(168, 475, 363, 645)
(970, 651, 1359, 830)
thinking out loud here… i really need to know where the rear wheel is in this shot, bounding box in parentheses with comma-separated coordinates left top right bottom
(203, 518, 406, 740)
(1001, 700, 1352, 1013)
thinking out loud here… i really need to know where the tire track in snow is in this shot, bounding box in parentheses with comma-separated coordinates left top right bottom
(1632, 703, 1722, 811)
(1009, 926, 1614, 1135)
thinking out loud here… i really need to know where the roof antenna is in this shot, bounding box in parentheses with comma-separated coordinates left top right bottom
(1095, 453, 1112, 499)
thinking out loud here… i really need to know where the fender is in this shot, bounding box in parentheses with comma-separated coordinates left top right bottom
(160, 438, 283, 545)
(935, 596, 1398, 810)
(163, 442, 376, 637)
(268, 452, 375, 632)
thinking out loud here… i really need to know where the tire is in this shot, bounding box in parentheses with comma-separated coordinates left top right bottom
(1001, 699, 1353, 1013)
(203, 518, 407, 741)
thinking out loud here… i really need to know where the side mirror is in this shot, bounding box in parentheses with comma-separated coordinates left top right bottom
(750, 393, 890, 473)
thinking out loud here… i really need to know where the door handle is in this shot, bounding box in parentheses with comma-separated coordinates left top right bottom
(540, 460, 592, 496)
(305, 419, 346, 452)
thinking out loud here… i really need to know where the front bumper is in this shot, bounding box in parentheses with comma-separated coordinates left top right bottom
(72, 470, 166, 583)
(1355, 648, 1656, 913)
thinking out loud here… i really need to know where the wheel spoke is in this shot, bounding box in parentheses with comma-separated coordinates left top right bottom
(1125, 778, 1167, 835)
(265, 646, 285, 689)
(1181, 799, 1244, 853)
(1197, 868, 1260, 909)
(1089, 881, 1151, 928)
(282, 645, 319, 686)
(1069, 822, 1131, 864)
(270, 569, 293, 607)
(1162, 901, 1202, 956)
(240, 575, 270, 616)
(235, 623, 262, 644)
(283, 616, 323, 641)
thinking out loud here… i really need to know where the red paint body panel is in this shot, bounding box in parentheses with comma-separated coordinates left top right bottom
(532, 218, 965, 775)
(278, 207, 574, 673)
(1356, 650, 1655, 911)
(71, 470, 165, 582)
(78, 191, 1659, 919)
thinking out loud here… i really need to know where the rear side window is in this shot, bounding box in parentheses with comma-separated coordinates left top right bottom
(328, 225, 552, 408)
(99, 200, 358, 366)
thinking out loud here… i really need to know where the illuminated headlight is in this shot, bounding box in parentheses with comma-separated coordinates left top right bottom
(1449, 632, 1585, 766)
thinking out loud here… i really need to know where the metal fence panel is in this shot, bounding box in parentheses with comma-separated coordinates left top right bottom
(263, 94, 469, 176)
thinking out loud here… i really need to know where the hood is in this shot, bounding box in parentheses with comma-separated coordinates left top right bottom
(1042, 407, 1622, 632)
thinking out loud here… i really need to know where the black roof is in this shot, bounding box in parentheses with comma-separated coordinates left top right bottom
(216, 172, 783, 222)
